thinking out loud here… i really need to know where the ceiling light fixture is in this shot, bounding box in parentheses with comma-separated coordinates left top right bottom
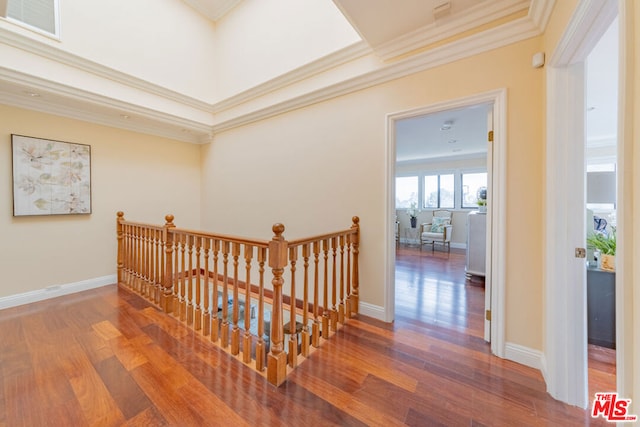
(448, 139, 457, 144)
(440, 120, 453, 131)
(433, 1, 451, 19)
(120, 114, 131, 119)
(23, 91, 41, 97)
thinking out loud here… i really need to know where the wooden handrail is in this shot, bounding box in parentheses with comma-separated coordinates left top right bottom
(116, 212, 360, 387)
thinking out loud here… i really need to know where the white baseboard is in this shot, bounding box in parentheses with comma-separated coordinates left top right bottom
(0, 275, 117, 310)
(357, 301, 386, 321)
(505, 342, 544, 371)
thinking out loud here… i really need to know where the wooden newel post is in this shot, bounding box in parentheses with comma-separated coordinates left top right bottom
(162, 214, 176, 314)
(350, 216, 360, 316)
(117, 212, 125, 285)
(267, 223, 288, 386)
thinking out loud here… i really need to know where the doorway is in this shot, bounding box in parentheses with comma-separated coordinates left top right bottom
(385, 89, 507, 358)
(544, 0, 619, 409)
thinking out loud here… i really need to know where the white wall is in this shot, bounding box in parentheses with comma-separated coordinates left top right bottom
(59, 0, 218, 101)
(213, 0, 361, 100)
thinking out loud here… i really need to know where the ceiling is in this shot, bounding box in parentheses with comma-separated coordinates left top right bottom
(0, 0, 545, 144)
(395, 104, 490, 164)
(181, 0, 244, 22)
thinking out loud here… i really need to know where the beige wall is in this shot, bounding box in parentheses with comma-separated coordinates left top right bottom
(202, 36, 545, 350)
(0, 105, 201, 298)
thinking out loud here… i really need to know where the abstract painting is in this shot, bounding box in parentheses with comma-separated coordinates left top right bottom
(11, 134, 91, 216)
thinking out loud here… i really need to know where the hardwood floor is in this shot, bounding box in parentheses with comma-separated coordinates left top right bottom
(0, 249, 615, 426)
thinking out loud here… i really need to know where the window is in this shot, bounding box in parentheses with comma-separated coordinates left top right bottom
(6, 0, 58, 36)
(395, 176, 418, 209)
(423, 174, 454, 209)
(461, 172, 488, 208)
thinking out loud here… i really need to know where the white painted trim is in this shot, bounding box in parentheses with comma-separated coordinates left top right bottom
(1, 6, 545, 140)
(0, 275, 116, 310)
(375, 0, 530, 61)
(544, 0, 618, 409)
(386, 89, 507, 358)
(357, 301, 385, 322)
(211, 41, 373, 113)
(505, 342, 544, 371)
(212, 15, 539, 133)
(182, 0, 243, 22)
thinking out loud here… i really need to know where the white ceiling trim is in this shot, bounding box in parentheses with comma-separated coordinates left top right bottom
(182, 0, 243, 22)
(0, 0, 554, 142)
(374, 0, 531, 61)
(0, 25, 212, 111)
(212, 41, 372, 113)
(0, 66, 212, 143)
(212, 10, 544, 133)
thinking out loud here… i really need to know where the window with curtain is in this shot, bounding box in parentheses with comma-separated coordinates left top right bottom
(7, 0, 57, 35)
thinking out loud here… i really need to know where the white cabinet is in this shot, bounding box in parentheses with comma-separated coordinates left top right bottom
(466, 211, 486, 277)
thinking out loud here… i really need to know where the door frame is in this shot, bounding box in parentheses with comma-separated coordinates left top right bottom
(544, 0, 619, 409)
(385, 88, 507, 358)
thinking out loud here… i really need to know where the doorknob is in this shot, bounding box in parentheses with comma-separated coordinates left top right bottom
(575, 248, 586, 258)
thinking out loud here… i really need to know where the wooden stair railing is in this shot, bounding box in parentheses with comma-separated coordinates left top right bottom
(116, 212, 360, 386)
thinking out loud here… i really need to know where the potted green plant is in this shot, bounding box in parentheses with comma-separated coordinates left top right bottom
(587, 228, 616, 271)
(476, 187, 487, 213)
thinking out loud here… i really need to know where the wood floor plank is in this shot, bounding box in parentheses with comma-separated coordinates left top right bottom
(0, 244, 615, 425)
(93, 356, 153, 420)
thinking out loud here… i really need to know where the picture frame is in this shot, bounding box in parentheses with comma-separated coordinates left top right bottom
(11, 134, 91, 216)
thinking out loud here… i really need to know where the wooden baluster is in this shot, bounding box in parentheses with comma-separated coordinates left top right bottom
(194, 236, 202, 330)
(338, 235, 345, 325)
(301, 243, 310, 357)
(345, 233, 352, 319)
(155, 229, 162, 305)
(312, 241, 321, 348)
(173, 233, 181, 316)
(211, 239, 220, 342)
(267, 224, 288, 386)
(243, 245, 253, 364)
(125, 224, 132, 287)
(180, 233, 187, 321)
(186, 235, 194, 326)
(203, 238, 211, 337)
(133, 225, 139, 292)
(330, 236, 338, 332)
(220, 241, 230, 348)
(140, 226, 146, 294)
(350, 216, 360, 316)
(255, 247, 267, 371)
(288, 246, 298, 368)
(162, 215, 176, 314)
(116, 212, 125, 285)
(146, 227, 152, 299)
(322, 239, 330, 339)
(231, 242, 241, 356)
(146, 228, 156, 302)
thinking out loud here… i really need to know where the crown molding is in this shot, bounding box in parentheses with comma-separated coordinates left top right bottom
(182, 0, 243, 22)
(211, 41, 372, 113)
(0, 1, 554, 142)
(213, 14, 541, 133)
(0, 67, 211, 143)
(0, 25, 212, 111)
(375, 0, 531, 61)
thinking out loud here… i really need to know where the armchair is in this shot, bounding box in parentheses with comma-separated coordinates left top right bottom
(420, 210, 453, 253)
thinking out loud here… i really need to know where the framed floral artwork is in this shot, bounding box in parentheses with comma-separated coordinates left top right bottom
(11, 134, 91, 216)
